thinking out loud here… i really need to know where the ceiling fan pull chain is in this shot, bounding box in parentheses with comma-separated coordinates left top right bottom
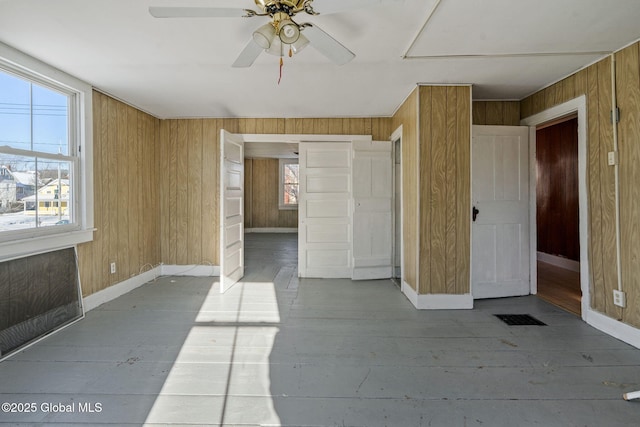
(278, 56, 284, 85)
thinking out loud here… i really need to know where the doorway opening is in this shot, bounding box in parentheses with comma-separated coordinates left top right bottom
(534, 115, 581, 316)
(521, 96, 589, 320)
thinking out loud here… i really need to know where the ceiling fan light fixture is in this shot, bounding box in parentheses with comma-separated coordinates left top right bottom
(252, 22, 276, 49)
(291, 33, 309, 54)
(278, 20, 300, 44)
(265, 37, 284, 56)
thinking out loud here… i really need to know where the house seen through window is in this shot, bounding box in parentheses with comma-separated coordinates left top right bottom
(0, 68, 75, 233)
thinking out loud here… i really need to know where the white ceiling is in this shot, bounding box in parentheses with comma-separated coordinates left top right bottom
(0, 0, 639, 119)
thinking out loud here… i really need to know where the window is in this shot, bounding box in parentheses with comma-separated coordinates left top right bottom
(0, 43, 93, 261)
(279, 159, 299, 210)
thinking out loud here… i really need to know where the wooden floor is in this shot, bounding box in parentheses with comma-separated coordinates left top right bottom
(537, 261, 582, 316)
(1, 234, 640, 426)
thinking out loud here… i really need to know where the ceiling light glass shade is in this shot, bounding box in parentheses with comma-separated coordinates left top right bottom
(291, 33, 309, 54)
(265, 37, 284, 56)
(278, 20, 300, 44)
(253, 23, 276, 49)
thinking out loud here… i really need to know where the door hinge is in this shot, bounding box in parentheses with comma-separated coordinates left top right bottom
(611, 107, 620, 124)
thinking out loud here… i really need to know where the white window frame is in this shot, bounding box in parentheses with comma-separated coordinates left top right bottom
(0, 42, 93, 262)
(279, 158, 299, 210)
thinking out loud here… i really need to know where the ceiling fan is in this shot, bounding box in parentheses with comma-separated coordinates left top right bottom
(149, 0, 388, 67)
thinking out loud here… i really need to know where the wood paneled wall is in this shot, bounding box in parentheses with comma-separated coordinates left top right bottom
(473, 101, 520, 125)
(521, 44, 640, 328)
(419, 86, 471, 295)
(391, 86, 471, 295)
(392, 89, 419, 291)
(244, 158, 298, 229)
(536, 118, 580, 261)
(77, 91, 161, 296)
(615, 43, 640, 328)
(158, 117, 392, 266)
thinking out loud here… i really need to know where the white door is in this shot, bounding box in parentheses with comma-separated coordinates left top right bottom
(472, 126, 529, 299)
(220, 130, 244, 293)
(352, 140, 393, 280)
(298, 142, 352, 278)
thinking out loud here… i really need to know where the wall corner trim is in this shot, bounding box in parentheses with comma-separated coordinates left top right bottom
(402, 283, 474, 309)
(585, 308, 640, 350)
(83, 266, 161, 312)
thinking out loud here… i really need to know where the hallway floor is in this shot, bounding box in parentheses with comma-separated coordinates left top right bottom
(1, 234, 640, 426)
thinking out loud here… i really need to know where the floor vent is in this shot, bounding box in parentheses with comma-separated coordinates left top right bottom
(494, 314, 546, 326)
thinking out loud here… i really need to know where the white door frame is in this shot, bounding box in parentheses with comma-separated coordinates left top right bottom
(520, 96, 590, 319)
(239, 133, 372, 272)
(390, 125, 404, 287)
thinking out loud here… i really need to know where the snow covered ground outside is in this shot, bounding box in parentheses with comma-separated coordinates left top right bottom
(0, 212, 69, 231)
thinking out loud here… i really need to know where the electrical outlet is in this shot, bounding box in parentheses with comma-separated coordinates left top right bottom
(608, 151, 618, 166)
(613, 290, 626, 308)
(110, 262, 116, 274)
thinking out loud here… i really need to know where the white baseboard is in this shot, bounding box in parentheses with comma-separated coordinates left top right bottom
(83, 266, 161, 312)
(402, 281, 474, 309)
(161, 264, 220, 276)
(585, 308, 640, 350)
(245, 228, 298, 233)
(401, 280, 419, 307)
(537, 251, 580, 272)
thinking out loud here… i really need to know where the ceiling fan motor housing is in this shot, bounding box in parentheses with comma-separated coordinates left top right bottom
(254, 0, 308, 16)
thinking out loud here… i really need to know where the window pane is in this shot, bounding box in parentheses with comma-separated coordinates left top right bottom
(0, 71, 31, 151)
(284, 163, 298, 184)
(284, 183, 298, 205)
(0, 153, 38, 231)
(32, 84, 69, 155)
(37, 159, 72, 227)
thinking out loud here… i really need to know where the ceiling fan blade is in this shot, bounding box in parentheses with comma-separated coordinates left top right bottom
(306, 0, 402, 15)
(303, 25, 355, 65)
(232, 40, 263, 68)
(149, 7, 248, 18)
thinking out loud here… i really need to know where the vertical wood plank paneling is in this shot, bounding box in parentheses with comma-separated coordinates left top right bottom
(562, 75, 576, 103)
(485, 101, 504, 125)
(503, 102, 521, 125)
(574, 68, 589, 96)
(392, 88, 418, 291)
(327, 119, 343, 135)
(596, 57, 619, 319)
(456, 86, 471, 294)
(532, 91, 545, 116)
(159, 119, 169, 264)
(418, 87, 433, 294)
(168, 120, 178, 264)
(176, 120, 189, 265)
(107, 97, 118, 285)
(188, 119, 203, 263)
(521, 96, 533, 120)
(586, 64, 605, 312)
(428, 87, 448, 294)
(444, 87, 458, 294)
(202, 119, 218, 264)
(616, 44, 640, 327)
(473, 101, 487, 125)
(99, 93, 110, 288)
(418, 87, 432, 294)
(473, 101, 520, 125)
(116, 102, 129, 281)
(77, 92, 161, 296)
(127, 105, 140, 277)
